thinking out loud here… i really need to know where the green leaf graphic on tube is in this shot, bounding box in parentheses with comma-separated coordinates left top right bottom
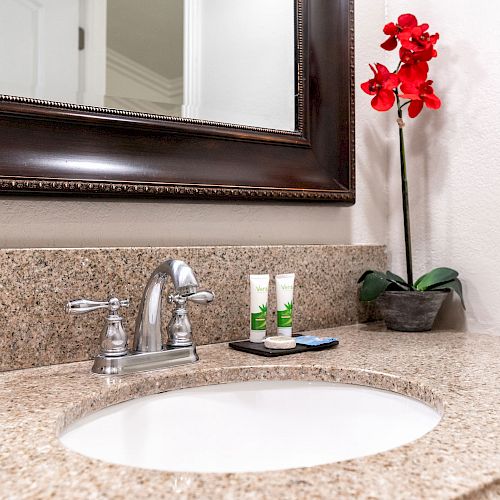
(277, 302, 293, 327)
(251, 304, 268, 330)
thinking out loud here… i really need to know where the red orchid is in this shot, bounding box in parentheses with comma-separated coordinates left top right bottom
(360, 14, 443, 295)
(361, 13, 441, 118)
(400, 80, 441, 118)
(398, 24, 439, 57)
(361, 63, 399, 111)
(398, 48, 429, 83)
(381, 13, 418, 51)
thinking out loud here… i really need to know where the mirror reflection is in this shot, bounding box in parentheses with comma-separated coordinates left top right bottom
(0, 0, 296, 131)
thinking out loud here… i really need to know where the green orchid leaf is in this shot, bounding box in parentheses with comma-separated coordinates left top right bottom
(432, 278, 465, 309)
(415, 268, 459, 291)
(385, 271, 410, 289)
(387, 282, 412, 292)
(358, 270, 376, 284)
(386, 271, 407, 284)
(360, 272, 391, 302)
(358, 270, 388, 284)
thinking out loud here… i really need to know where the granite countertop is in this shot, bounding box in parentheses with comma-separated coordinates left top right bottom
(1, 324, 499, 499)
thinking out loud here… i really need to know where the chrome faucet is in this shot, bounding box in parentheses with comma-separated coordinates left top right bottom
(66, 259, 214, 375)
(134, 259, 214, 352)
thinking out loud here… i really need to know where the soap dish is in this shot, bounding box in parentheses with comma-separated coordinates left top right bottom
(229, 335, 339, 358)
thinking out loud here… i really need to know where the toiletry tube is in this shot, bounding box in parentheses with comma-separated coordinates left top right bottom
(276, 273, 295, 336)
(249, 274, 270, 343)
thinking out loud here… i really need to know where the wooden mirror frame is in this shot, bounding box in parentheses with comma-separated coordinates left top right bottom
(0, 0, 354, 203)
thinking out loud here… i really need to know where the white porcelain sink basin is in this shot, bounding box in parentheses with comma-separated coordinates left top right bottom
(60, 380, 441, 473)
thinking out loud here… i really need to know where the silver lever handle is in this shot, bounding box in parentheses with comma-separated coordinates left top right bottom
(186, 290, 215, 304)
(168, 290, 214, 306)
(65, 297, 130, 358)
(66, 298, 130, 315)
(166, 290, 214, 348)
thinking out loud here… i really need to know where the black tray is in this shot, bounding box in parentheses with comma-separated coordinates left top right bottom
(229, 335, 339, 357)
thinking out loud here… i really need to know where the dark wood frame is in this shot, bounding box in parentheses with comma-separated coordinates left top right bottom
(0, 0, 355, 203)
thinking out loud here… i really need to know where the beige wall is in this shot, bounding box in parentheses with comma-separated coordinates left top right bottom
(0, 1, 388, 250)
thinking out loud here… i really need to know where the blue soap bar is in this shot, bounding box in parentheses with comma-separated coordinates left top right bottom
(294, 336, 339, 346)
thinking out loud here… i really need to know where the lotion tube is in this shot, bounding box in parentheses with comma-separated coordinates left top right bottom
(276, 273, 295, 336)
(249, 274, 270, 343)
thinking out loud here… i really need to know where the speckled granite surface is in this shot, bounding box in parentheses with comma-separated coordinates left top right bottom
(0, 245, 385, 371)
(0, 324, 498, 499)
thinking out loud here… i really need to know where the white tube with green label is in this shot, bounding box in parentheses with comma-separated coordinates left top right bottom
(276, 273, 295, 336)
(249, 274, 270, 343)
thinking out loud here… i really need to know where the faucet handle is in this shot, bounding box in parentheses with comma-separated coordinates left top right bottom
(166, 289, 214, 348)
(185, 290, 215, 305)
(66, 297, 130, 358)
(168, 290, 214, 306)
(65, 297, 130, 315)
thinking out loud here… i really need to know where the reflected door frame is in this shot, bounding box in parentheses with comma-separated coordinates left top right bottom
(78, 0, 106, 106)
(0, 0, 80, 100)
(182, 0, 202, 119)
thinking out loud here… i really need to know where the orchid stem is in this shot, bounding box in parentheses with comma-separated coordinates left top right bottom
(395, 90, 414, 286)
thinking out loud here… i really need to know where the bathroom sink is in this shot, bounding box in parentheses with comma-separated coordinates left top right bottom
(60, 380, 441, 473)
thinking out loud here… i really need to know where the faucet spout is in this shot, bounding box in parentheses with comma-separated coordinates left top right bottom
(134, 259, 199, 353)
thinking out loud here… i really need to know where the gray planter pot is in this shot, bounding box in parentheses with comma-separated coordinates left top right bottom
(377, 290, 449, 332)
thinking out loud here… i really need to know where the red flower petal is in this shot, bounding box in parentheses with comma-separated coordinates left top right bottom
(398, 61, 429, 83)
(398, 30, 413, 48)
(361, 81, 375, 95)
(400, 81, 414, 92)
(383, 22, 399, 36)
(372, 89, 396, 111)
(381, 36, 398, 51)
(411, 26, 424, 37)
(399, 93, 420, 100)
(400, 80, 419, 94)
(399, 48, 414, 64)
(385, 73, 400, 90)
(375, 63, 391, 79)
(424, 93, 441, 110)
(398, 13, 418, 28)
(408, 100, 424, 118)
(417, 47, 437, 62)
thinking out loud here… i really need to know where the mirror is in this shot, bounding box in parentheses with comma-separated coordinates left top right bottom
(0, 0, 355, 203)
(0, 0, 296, 131)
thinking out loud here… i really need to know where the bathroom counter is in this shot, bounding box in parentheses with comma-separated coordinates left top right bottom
(1, 324, 499, 499)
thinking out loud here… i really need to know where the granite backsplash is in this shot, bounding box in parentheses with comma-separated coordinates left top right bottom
(0, 245, 386, 371)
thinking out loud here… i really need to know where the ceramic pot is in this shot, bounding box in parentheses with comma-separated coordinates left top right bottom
(377, 290, 449, 332)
